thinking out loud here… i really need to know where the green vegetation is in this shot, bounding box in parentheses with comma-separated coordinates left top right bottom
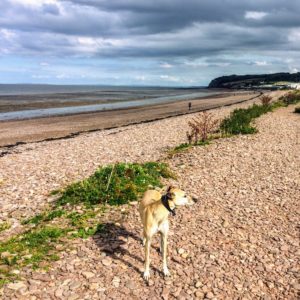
(22, 209, 66, 225)
(54, 162, 175, 206)
(66, 210, 104, 239)
(168, 141, 210, 157)
(0, 222, 11, 233)
(0, 226, 66, 279)
(220, 104, 273, 135)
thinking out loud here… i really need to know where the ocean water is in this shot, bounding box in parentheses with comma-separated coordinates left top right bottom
(0, 84, 220, 121)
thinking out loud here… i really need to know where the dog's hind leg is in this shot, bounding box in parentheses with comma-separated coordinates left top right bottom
(142, 229, 146, 246)
(160, 221, 170, 277)
(143, 236, 151, 281)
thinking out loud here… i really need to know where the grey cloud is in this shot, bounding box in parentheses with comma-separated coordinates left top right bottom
(0, 0, 299, 76)
(42, 3, 61, 15)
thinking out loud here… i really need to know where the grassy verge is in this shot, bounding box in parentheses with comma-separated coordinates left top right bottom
(220, 103, 273, 135)
(0, 162, 174, 286)
(220, 92, 300, 135)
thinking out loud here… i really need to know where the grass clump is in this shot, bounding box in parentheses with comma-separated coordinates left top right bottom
(168, 141, 210, 157)
(0, 226, 66, 271)
(22, 209, 66, 225)
(0, 221, 11, 233)
(66, 210, 104, 238)
(55, 162, 175, 207)
(220, 104, 273, 135)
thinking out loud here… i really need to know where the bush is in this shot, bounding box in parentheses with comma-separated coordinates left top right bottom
(260, 95, 272, 106)
(186, 111, 219, 144)
(54, 162, 175, 206)
(220, 104, 272, 135)
(295, 107, 300, 114)
(280, 91, 300, 106)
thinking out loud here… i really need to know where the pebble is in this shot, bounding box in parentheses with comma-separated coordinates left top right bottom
(82, 271, 95, 279)
(102, 258, 112, 266)
(7, 281, 27, 291)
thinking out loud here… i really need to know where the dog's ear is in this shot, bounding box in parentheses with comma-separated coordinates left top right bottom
(167, 185, 174, 192)
(166, 186, 175, 199)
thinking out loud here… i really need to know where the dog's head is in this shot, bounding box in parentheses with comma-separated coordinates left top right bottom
(166, 186, 194, 206)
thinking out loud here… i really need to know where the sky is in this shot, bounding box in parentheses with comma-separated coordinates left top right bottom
(0, 0, 299, 86)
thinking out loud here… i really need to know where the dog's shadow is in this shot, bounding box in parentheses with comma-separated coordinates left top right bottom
(92, 222, 163, 276)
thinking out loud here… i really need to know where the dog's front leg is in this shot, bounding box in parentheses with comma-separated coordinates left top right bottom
(160, 221, 170, 277)
(143, 237, 151, 281)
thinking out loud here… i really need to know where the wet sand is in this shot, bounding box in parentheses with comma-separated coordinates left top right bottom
(0, 91, 259, 146)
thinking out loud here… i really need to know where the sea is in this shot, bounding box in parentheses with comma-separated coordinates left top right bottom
(0, 84, 221, 121)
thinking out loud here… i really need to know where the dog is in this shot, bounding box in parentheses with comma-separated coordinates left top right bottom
(139, 186, 194, 280)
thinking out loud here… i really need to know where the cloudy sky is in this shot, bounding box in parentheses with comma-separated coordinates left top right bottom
(0, 0, 299, 86)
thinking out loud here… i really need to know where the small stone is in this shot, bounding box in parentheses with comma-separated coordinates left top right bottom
(162, 287, 170, 300)
(195, 281, 202, 288)
(126, 280, 135, 290)
(206, 292, 214, 299)
(112, 276, 120, 288)
(195, 290, 204, 298)
(82, 271, 95, 279)
(55, 288, 64, 298)
(7, 281, 27, 291)
(77, 251, 85, 258)
(69, 281, 81, 290)
(182, 252, 189, 258)
(90, 283, 99, 290)
(280, 245, 289, 251)
(102, 258, 112, 266)
(222, 219, 229, 228)
(67, 295, 79, 300)
(178, 248, 185, 255)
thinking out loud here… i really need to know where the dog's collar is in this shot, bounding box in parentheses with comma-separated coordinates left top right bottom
(161, 194, 176, 216)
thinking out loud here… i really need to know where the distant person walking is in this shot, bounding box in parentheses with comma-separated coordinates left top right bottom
(188, 102, 192, 111)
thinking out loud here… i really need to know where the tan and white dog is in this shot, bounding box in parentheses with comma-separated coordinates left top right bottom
(139, 186, 194, 280)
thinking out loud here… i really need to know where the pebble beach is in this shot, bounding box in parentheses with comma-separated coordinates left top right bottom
(0, 90, 299, 299)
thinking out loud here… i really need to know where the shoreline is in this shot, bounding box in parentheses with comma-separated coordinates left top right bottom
(0, 91, 259, 150)
(0, 87, 225, 114)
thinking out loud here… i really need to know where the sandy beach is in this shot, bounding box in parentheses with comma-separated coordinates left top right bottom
(0, 91, 258, 147)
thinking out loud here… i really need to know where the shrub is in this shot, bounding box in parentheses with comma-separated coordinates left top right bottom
(54, 162, 175, 206)
(260, 95, 272, 106)
(295, 107, 300, 114)
(280, 91, 300, 106)
(220, 104, 272, 135)
(186, 111, 219, 144)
